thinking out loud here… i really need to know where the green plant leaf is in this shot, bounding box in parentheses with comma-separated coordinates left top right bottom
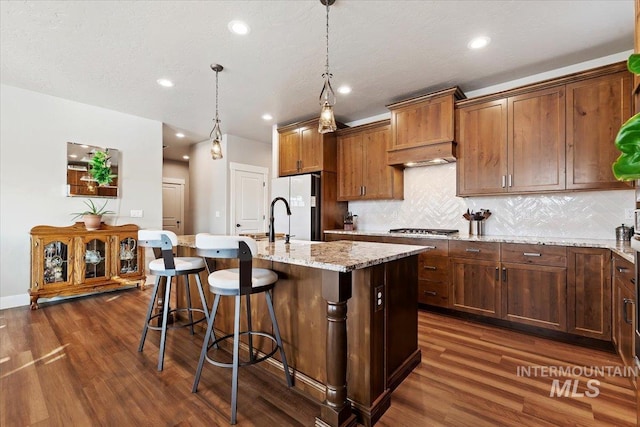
(628, 54, 640, 74)
(612, 112, 640, 181)
(89, 150, 114, 186)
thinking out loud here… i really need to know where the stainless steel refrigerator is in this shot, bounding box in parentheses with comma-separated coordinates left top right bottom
(271, 174, 321, 241)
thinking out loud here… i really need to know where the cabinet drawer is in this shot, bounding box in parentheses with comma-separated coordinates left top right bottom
(613, 256, 635, 289)
(449, 241, 500, 261)
(418, 255, 449, 281)
(418, 280, 449, 307)
(501, 243, 567, 267)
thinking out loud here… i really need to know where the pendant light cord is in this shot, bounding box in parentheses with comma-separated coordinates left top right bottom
(215, 69, 220, 123)
(325, 1, 330, 76)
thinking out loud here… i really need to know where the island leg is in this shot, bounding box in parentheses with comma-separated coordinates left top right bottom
(316, 271, 357, 427)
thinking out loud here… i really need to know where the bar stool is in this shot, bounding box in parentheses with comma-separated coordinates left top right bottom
(137, 230, 209, 371)
(191, 234, 292, 425)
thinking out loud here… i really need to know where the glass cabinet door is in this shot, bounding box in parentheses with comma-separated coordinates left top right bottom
(118, 236, 139, 276)
(43, 240, 71, 285)
(85, 238, 108, 280)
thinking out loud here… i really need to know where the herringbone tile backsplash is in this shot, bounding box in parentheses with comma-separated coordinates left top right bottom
(348, 164, 634, 240)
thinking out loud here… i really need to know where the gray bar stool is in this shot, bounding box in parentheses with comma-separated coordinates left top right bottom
(191, 233, 292, 425)
(138, 230, 209, 371)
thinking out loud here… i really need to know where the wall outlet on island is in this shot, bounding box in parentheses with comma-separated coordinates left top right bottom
(130, 209, 143, 218)
(625, 209, 634, 221)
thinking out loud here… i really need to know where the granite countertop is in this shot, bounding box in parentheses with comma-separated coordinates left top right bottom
(324, 230, 635, 264)
(177, 235, 427, 273)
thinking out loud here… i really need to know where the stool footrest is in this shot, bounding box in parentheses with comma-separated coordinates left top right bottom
(205, 331, 280, 368)
(146, 308, 208, 331)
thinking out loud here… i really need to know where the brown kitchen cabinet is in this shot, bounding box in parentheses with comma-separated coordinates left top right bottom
(501, 243, 567, 331)
(386, 87, 464, 166)
(456, 86, 565, 196)
(567, 247, 612, 340)
(612, 253, 636, 384)
(449, 241, 501, 318)
(566, 70, 633, 190)
(418, 240, 450, 307)
(336, 120, 403, 201)
(456, 61, 631, 196)
(277, 118, 344, 177)
(30, 223, 145, 309)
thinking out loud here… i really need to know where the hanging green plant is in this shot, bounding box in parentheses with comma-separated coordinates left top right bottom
(89, 149, 116, 186)
(612, 54, 640, 181)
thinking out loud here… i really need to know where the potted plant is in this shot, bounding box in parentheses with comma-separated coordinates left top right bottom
(89, 149, 116, 186)
(612, 54, 640, 181)
(71, 199, 115, 230)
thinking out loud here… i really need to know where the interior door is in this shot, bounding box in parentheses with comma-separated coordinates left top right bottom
(232, 167, 266, 235)
(162, 181, 184, 234)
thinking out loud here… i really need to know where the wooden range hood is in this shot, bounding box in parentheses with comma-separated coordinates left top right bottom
(386, 86, 465, 167)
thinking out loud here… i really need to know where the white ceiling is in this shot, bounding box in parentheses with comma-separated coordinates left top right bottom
(1, 1, 634, 161)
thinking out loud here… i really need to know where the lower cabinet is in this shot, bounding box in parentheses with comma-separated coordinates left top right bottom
(501, 243, 567, 331)
(418, 241, 449, 307)
(612, 253, 636, 383)
(567, 247, 612, 340)
(449, 241, 501, 318)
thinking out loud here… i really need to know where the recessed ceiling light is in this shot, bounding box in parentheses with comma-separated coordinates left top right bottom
(69, 154, 77, 159)
(80, 145, 89, 148)
(228, 20, 250, 35)
(467, 36, 491, 50)
(176, 133, 185, 138)
(337, 85, 352, 94)
(182, 155, 190, 160)
(262, 114, 273, 121)
(156, 78, 174, 87)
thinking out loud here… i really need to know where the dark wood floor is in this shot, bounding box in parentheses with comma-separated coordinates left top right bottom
(1, 287, 636, 426)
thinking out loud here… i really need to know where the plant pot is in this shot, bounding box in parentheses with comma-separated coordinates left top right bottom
(83, 214, 102, 231)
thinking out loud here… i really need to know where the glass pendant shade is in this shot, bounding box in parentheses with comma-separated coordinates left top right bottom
(210, 120, 223, 160)
(318, 101, 337, 133)
(317, 0, 338, 134)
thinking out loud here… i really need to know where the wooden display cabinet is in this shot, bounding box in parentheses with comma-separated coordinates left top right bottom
(30, 223, 145, 309)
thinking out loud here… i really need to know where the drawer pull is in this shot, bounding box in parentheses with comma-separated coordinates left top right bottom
(465, 248, 481, 253)
(495, 267, 499, 281)
(424, 290, 437, 296)
(523, 252, 541, 257)
(617, 266, 630, 273)
(423, 265, 437, 270)
(623, 298, 634, 325)
(502, 267, 507, 282)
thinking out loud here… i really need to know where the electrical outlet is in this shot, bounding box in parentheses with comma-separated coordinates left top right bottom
(130, 209, 143, 218)
(374, 285, 384, 311)
(625, 208, 634, 220)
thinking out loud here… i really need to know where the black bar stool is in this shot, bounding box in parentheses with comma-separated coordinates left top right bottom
(138, 230, 209, 371)
(191, 233, 292, 425)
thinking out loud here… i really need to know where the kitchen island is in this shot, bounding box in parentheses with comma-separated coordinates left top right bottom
(177, 237, 427, 427)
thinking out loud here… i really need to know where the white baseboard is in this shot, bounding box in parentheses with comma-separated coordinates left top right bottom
(0, 293, 30, 310)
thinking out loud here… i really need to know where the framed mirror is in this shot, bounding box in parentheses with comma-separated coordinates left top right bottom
(67, 142, 120, 198)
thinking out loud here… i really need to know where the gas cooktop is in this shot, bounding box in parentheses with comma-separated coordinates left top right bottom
(389, 228, 459, 235)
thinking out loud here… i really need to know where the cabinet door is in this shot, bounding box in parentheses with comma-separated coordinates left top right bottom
(456, 99, 508, 196)
(617, 280, 635, 369)
(502, 262, 567, 331)
(450, 258, 501, 317)
(566, 71, 633, 190)
(567, 248, 612, 340)
(299, 126, 323, 173)
(114, 234, 142, 277)
(79, 235, 110, 283)
(363, 126, 397, 199)
(337, 133, 363, 200)
(278, 129, 300, 176)
(508, 86, 566, 192)
(391, 94, 455, 149)
(32, 236, 74, 290)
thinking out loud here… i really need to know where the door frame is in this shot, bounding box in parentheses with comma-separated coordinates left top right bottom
(229, 162, 270, 235)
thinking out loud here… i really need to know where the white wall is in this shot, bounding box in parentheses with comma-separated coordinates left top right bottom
(0, 84, 163, 309)
(190, 134, 271, 234)
(163, 159, 191, 234)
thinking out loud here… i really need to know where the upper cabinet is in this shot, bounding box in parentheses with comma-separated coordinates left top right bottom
(566, 71, 633, 190)
(456, 62, 633, 197)
(277, 118, 344, 177)
(336, 120, 403, 201)
(387, 87, 465, 166)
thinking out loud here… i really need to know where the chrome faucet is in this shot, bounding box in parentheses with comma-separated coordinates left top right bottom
(269, 197, 291, 242)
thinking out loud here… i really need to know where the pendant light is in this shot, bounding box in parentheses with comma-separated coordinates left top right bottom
(318, 0, 337, 134)
(209, 64, 224, 160)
